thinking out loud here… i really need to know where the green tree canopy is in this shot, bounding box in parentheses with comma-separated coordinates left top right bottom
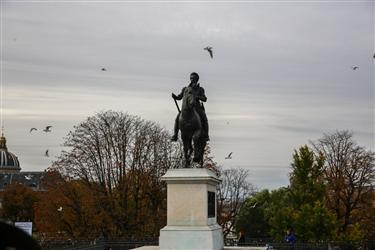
(235, 189, 271, 238)
(286, 145, 337, 241)
(236, 145, 338, 241)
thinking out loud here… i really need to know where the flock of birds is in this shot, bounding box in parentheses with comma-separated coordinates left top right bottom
(23, 47, 214, 163)
(29, 126, 53, 157)
(27, 48, 372, 163)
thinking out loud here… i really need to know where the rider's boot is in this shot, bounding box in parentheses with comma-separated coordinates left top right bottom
(171, 115, 179, 142)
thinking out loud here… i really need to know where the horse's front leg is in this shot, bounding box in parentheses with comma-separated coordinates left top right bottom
(198, 140, 207, 167)
(182, 134, 192, 167)
(192, 129, 201, 163)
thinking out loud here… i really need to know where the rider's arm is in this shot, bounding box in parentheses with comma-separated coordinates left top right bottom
(197, 87, 207, 102)
(175, 87, 185, 100)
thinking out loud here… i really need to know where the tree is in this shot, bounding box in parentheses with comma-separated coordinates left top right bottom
(217, 168, 254, 239)
(237, 146, 337, 241)
(43, 111, 182, 238)
(34, 169, 68, 237)
(1, 183, 40, 222)
(263, 187, 291, 240)
(36, 179, 113, 239)
(312, 131, 375, 239)
(289, 145, 326, 208)
(288, 145, 337, 241)
(235, 189, 271, 238)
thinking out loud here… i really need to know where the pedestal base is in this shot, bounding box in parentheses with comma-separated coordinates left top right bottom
(156, 168, 224, 250)
(159, 224, 224, 250)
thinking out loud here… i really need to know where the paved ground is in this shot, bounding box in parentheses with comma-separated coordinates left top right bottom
(132, 246, 266, 250)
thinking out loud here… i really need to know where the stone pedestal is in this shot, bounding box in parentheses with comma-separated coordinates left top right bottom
(159, 168, 224, 250)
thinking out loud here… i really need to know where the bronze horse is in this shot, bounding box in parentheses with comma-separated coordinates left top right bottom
(179, 86, 206, 167)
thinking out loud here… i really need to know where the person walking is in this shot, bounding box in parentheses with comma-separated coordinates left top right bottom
(284, 229, 296, 250)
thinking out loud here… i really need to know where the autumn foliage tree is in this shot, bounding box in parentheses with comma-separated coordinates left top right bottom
(312, 130, 375, 240)
(1, 183, 40, 222)
(35, 170, 109, 239)
(35, 111, 182, 239)
(217, 168, 254, 239)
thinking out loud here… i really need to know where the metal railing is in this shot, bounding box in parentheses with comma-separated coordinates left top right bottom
(39, 238, 375, 250)
(225, 238, 375, 250)
(39, 238, 158, 250)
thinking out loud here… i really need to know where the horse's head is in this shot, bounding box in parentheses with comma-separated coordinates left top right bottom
(182, 87, 196, 111)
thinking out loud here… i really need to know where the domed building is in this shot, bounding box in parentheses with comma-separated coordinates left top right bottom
(0, 134, 21, 174)
(0, 134, 44, 192)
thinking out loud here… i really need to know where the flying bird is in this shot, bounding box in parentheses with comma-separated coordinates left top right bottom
(250, 202, 258, 208)
(225, 152, 233, 160)
(101, 68, 107, 71)
(57, 206, 63, 212)
(45, 150, 49, 157)
(24, 175, 32, 180)
(43, 126, 52, 132)
(373, 54, 375, 59)
(351, 66, 359, 70)
(29, 128, 37, 133)
(204, 46, 213, 59)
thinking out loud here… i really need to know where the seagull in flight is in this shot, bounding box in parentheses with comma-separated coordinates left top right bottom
(351, 66, 359, 70)
(250, 202, 258, 208)
(225, 152, 233, 160)
(29, 128, 37, 133)
(43, 126, 52, 132)
(24, 175, 32, 180)
(57, 206, 63, 212)
(45, 150, 49, 157)
(204, 46, 213, 59)
(101, 68, 107, 71)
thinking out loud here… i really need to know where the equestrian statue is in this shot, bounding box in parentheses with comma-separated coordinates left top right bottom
(171, 72, 209, 167)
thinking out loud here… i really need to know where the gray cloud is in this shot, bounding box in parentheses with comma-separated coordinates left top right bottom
(2, 2, 374, 189)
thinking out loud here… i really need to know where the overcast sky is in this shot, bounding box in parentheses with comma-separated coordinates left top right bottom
(1, 1, 374, 190)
